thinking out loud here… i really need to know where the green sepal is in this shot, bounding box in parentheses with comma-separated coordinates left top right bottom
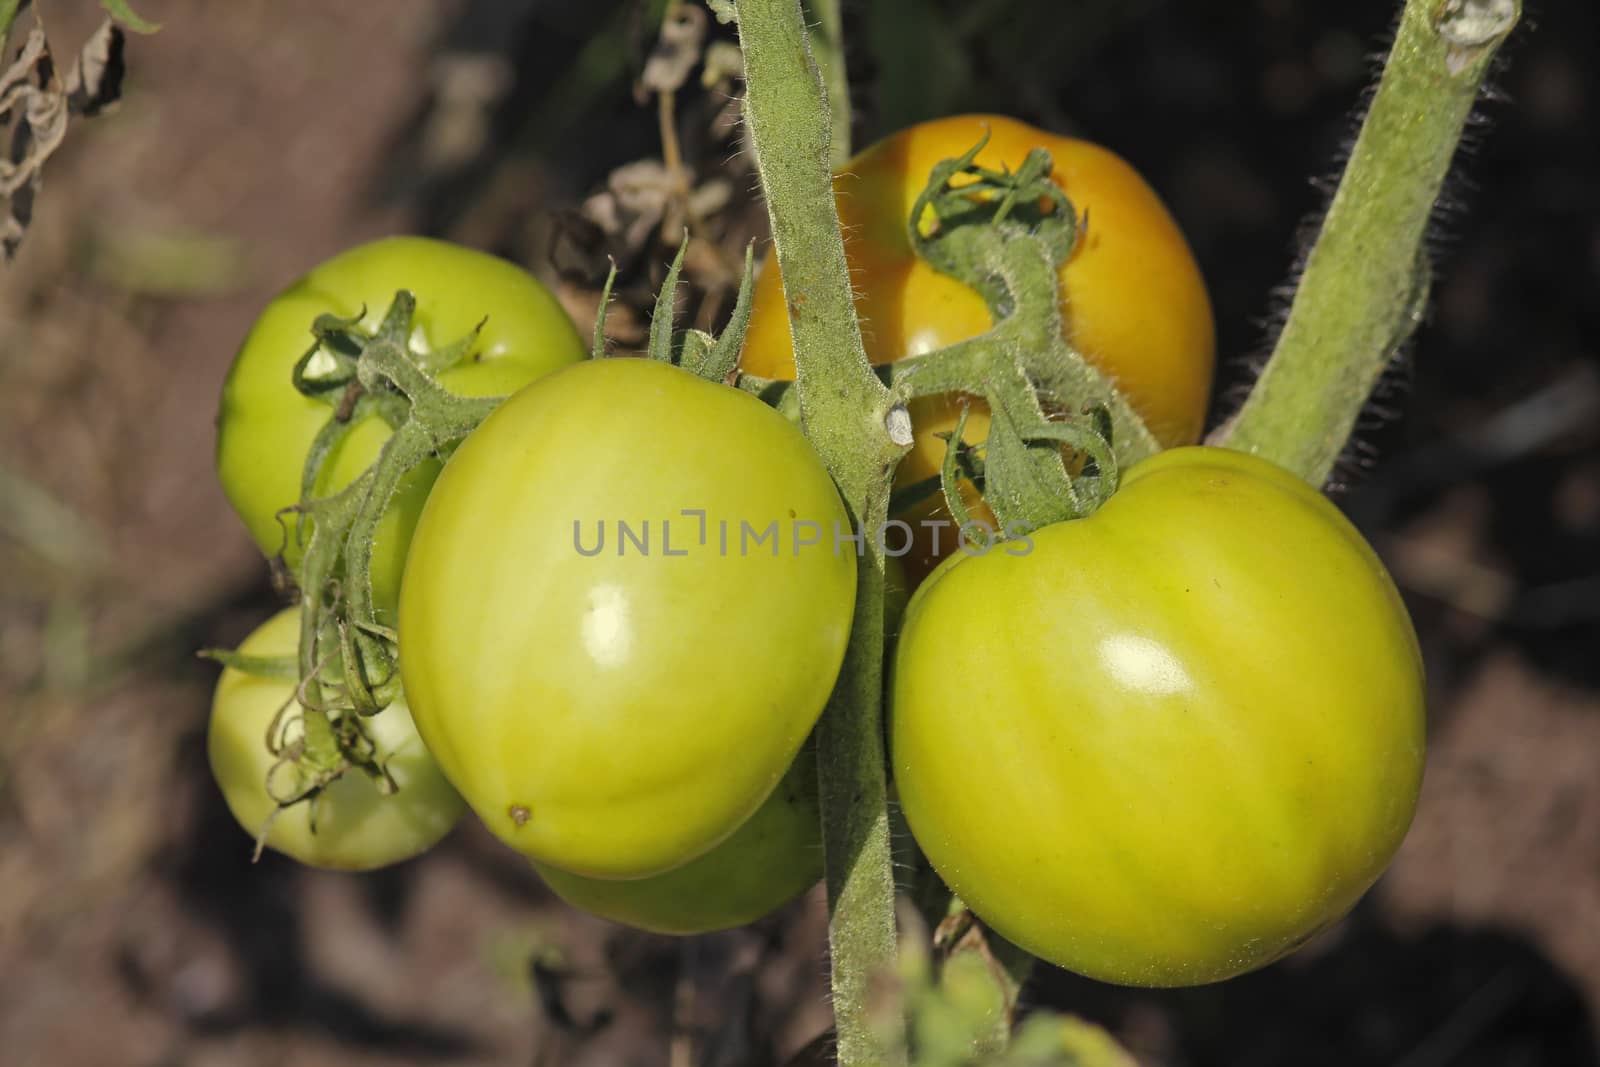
(678, 329, 716, 372)
(936, 404, 980, 535)
(907, 135, 1080, 317)
(292, 311, 365, 398)
(687, 241, 758, 382)
(893, 437, 983, 517)
(413, 315, 486, 376)
(978, 371, 1077, 532)
(646, 235, 690, 364)
(198, 648, 300, 683)
(591, 260, 620, 359)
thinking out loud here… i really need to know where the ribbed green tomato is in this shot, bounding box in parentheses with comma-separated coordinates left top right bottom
(533, 747, 821, 934)
(207, 609, 466, 870)
(892, 447, 1426, 986)
(215, 237, 585, 623)
(399, 357, 855, 880)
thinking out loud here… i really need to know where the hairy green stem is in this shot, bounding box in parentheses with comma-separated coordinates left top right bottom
(888, 229, 1160, 471)
(1219, 0, 1519, 484)
(727, 0, 908, 1060)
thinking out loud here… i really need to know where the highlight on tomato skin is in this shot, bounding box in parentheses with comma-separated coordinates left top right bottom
(215, 236, 587, 625)
(207, 609, 467, 872)
(397, 356, 857, 883)
(890, 446, 1426, 987)
(739, 114, 1217, 581)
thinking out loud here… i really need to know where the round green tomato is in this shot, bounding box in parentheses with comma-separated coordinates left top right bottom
(533, 746, 821, 935)
(216, 237, 585, 623)
(399, 357, 855, 880)
(208, 608, 466, 870)
(892, 446, 1425, 986)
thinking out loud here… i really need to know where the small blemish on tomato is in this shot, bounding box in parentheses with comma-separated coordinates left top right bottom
(509, 804, 531, 827)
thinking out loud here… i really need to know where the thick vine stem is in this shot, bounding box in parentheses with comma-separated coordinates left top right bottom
(1218, 0, 1519, 484)
(727, 0, 909, 1061)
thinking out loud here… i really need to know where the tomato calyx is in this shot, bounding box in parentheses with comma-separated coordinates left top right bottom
(930, 397, 1120, 550)
(881, 896, 1120, 1065)
(600, 234, 759, 384)
(284, 290, 499, 710)
(908, 131, 1080, 289)
(825, 132, 1156, 542)
(201, 619, 404, 861)
(239, 290, 514, 843)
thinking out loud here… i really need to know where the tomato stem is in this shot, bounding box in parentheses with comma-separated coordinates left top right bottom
(1216, 0, 1519, 484)
(892, 143, 1158, 531)
(723, 0, 909, 1061)
(282, 295, 506, 821)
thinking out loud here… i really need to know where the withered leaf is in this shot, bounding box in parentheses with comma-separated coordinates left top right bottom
(0, 13, 126, 259)
(0, 23, 62, 258)
(65, 19, 124, 117)
(636, 4, 706, 100)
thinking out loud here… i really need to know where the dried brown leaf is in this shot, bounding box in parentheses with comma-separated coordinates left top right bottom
(636, 4, 706, 100)
(0, 14, 124, 258)
(64, 19, 124, 117)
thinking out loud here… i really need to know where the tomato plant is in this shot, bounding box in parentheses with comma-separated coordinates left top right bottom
(740, 114, 1216, 577)
(533, 746, 821, 935)
(186, 0, 1515, 1053)
(216, 237, 586, 623)
(891, 447, 1426, 986)
(398, 356, 856, 880)
(208, 609, 466, 871)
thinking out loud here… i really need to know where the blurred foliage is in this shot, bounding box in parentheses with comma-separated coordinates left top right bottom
(99, 0, 158, 36)
(860, 0, 1148, 133)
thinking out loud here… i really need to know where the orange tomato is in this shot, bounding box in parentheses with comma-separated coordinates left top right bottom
(740, 115, 1215, 579)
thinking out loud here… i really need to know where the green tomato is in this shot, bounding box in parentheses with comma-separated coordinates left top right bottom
(216, 237, 585, 623)
(208, 608, 466, 870)
(892, 446, 1425, 986)
(533, 746, 821, 934)
(399, 357, 855, 880)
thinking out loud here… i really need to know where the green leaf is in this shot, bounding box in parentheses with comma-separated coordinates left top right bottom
(100, 0, 159, 34)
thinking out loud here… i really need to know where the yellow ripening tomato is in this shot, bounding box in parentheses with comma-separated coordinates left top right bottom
(740, 114, 1215, 580)
(892, 448, 1425, 986)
